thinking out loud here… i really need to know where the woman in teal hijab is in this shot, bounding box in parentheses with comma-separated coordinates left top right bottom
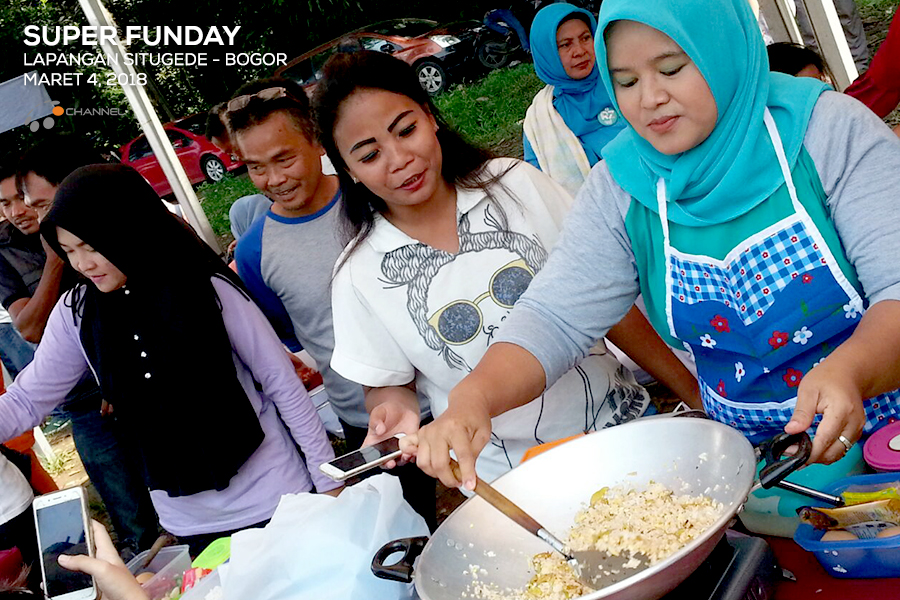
(594, 0, 827, 226)
(522, 3, 625, 196)
(401, 0, 900, 491)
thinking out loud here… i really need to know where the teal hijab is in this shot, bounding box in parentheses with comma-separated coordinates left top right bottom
(530, 3, 625, 164)
(595, 0, 829, 227)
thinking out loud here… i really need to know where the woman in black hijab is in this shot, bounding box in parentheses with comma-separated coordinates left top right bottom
(0, 165, 341, 553)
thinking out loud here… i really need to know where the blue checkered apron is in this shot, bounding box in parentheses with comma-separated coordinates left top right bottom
(656, 111, 900, 444)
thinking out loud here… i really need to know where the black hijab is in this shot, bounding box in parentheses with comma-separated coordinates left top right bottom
(41, 164, 264, 497)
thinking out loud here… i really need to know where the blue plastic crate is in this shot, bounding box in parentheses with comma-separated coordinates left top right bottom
(794, 472, 900, 578)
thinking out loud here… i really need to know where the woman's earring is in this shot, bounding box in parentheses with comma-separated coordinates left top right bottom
(351, 174, 359, 184)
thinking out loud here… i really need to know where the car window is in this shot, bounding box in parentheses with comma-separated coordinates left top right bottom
(128, 137, 153, 162)
(309, 46, 337, 83)
(359, 37, 397, 53)
(166, 130, 192, 148)
(175, 115, 206, 135)
(280, 57, 317, 87)
(281, 52, 331, 85)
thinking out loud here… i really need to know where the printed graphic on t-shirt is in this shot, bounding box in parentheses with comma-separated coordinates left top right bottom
(379, 206, 547, 371)
(375, 204, 648, 474)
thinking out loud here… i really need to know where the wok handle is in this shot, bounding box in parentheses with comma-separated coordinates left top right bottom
(776, 479, 844, 506)
(449, 460, 544, 536)
(758, 432, 811, 489)
(371, 536, 428, 583)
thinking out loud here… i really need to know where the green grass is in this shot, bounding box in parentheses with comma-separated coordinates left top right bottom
(434, 63, 543, 149)
(40, 449, 75, 476)
(856, 0, 895, 11)
(196, 173, 258, 239)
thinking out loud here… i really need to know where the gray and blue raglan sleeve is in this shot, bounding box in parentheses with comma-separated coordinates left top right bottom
(496, 161, 641, 388)
(804, 91, 900, 306)
(234, 217, 304, 352)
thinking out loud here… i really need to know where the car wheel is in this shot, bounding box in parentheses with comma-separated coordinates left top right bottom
(201, 156, 226, 183)
(415, 60, 447, 96)
(477, 40, 512, 70)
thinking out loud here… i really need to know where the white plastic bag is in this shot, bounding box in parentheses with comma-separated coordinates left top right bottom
(222, 474, 428, 600)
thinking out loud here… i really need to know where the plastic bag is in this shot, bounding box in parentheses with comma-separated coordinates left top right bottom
(222, 474, 428, 600)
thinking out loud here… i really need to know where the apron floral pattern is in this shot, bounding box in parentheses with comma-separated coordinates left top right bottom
(657, 111, 900, 443)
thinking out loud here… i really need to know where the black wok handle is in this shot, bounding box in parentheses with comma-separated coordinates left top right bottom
(759, 432, 811, 488)
(757, 432, 844, 506)
(371, 536, 428, 583)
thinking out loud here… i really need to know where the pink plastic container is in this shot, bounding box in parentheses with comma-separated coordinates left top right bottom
(864, 420, 900, 472)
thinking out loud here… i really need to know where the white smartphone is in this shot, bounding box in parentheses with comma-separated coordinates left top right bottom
(319, 434, 405, 481)
(32, 487, 97, 600)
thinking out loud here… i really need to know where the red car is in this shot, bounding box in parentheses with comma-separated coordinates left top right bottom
(276, 18, 481, 96)
(119, 126, 242, 197)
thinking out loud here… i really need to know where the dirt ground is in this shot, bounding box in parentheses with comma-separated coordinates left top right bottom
(861, 2, 896, 55)
(45, 429, 86, 490)
(42, 427, 116, 541)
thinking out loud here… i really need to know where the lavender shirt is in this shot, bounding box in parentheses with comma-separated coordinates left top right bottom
(0, 277, 339, 536)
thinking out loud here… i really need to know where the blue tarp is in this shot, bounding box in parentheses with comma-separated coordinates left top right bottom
(0, 72, 55, 134)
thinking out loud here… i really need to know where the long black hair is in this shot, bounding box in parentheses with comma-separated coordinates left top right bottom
(313, 51, 513, 269)
(41, 165, 264, 497)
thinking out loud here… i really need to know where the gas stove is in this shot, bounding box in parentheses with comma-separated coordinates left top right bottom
(662, 531, 780, 600)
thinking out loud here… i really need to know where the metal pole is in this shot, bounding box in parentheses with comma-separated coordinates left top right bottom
(32, 427, 56, 462)
(798, 0, 858, 90)
(759, 0, 805, 44)
(77, 0, 221, 252)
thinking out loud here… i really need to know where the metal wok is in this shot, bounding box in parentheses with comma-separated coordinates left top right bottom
(374, 417, 799, 600)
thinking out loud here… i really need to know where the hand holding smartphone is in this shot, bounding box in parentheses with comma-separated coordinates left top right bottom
(59, 521, 151, 600)
(319, 434, 405, 481)
(33, 488, 97, 600)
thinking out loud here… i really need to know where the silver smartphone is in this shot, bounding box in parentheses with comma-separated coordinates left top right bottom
(32, 487, 97, 600)
(319, 434, 405, 481)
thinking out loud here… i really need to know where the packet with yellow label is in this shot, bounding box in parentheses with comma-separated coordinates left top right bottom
(798, 499, 900, 539)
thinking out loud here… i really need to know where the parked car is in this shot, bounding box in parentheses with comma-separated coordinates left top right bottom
(275, 18, 482, 96)
(171, 113, 208, 136)
(119, 126, 242, 197)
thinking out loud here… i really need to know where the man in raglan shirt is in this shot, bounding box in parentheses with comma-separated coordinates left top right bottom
(204, 103, 272, 255)
(229, 78, 436, 529)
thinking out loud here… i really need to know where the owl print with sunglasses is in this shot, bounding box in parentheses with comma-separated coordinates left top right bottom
(380, 206, 548, 372)
(427, 258, 535, 347)
(377, 205, 649, 473)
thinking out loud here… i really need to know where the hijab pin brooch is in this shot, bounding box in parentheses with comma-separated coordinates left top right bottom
(599, 107, 619, 126)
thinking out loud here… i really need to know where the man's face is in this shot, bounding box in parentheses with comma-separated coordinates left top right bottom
(235, 112, 327, 217)
(0, 175, 39, 235)
(22, 172, 57, 221)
